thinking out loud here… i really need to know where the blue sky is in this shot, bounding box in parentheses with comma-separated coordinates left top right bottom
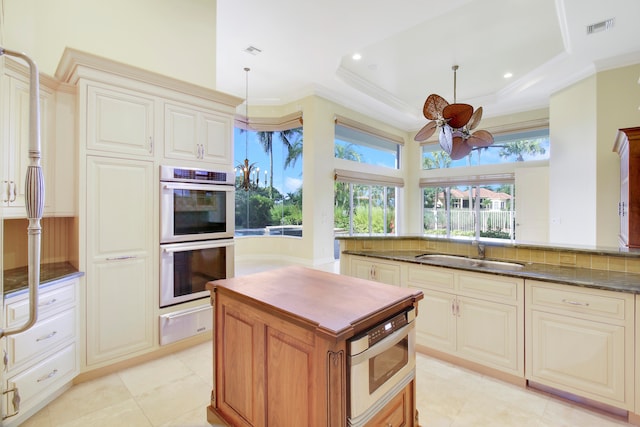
(234, 129, 303, 195)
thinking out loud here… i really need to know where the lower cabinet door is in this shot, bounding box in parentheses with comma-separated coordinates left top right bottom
(413, 289, 456, 353)
(364, 380, 414, 427)
(5, 343, 77, 422)
(528, 310, 628, 406)
(456, 296, 520, 374)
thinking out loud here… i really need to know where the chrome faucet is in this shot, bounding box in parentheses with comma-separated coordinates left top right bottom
(473, 241, 486, 259)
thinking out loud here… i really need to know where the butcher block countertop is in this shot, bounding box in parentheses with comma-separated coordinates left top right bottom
(207, 265, 423, 341)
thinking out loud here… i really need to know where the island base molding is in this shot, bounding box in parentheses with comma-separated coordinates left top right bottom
(529, 381, 637, 425)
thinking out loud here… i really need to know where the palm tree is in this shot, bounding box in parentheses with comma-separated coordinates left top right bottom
(497, 139, 546, 162)
(281, 128, 303, 169)
(335, 142, 362, 162)
(257, 131, 274, 190)
(423, 150, 452, 169)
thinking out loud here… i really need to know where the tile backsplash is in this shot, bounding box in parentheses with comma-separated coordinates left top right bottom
(340, 238, 640, 274)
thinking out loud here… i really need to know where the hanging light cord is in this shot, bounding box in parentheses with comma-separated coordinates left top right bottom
(452, 65, 458, 104)
(244, 67, 250, 160)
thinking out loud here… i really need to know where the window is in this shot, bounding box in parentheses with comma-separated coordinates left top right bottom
(234, 118, 303, 237)
(335, 181, 397, 236)
(335, 116, 403, 169)
(333, 116, 404, 243)
(423, 183, 515, 241)
(422, 128, 549, 169)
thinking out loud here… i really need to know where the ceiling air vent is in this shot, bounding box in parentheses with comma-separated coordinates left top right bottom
(587, 18, 615, 35)
(243, 45, 262, 56)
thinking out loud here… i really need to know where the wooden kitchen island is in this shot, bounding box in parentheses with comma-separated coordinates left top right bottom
(206, 265, 423, 427)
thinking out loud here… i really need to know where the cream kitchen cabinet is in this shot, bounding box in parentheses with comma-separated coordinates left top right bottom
(85, 156, 155, 367)
(1, 60, 56, 218)
(85, 82, 156, 158)
(164, 101, 233, 166)
(406, 264, 524, 378)
(526, 280, 634, 411)
(2, 277, 80, 426)
(348, 255, 402, 286)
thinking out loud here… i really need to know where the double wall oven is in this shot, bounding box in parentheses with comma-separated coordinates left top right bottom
(159, 165, 235, 344)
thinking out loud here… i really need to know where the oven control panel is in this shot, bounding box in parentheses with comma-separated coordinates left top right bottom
(367, 310, 409, 347)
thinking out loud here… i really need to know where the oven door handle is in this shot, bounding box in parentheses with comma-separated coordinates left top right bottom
(350, 321, 414, 366)
(161, 239, 234, 253)
(161, 182, 233, 192)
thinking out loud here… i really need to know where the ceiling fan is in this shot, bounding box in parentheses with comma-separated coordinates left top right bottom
(414, 65, 494, 160)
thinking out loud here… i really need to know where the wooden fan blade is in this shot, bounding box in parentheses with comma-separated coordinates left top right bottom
(449, 136, 472, 160)
(468, 106, 483, 130)
(423, 94, 449, 120)
(467, 129, 494, 147)
(443, 103, 473, 129)
(414, 121, 437, 141)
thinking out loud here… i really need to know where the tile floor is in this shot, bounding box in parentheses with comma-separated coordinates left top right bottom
(22, 341, 634, 427)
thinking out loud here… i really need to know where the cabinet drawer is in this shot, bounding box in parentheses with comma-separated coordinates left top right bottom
(5, 343, 77, 414)
(407, 265, 455, 291)
(528, 281, 631, 322)
(458, 272, 521, 302)
(364, 381, 412, 427)
(6, 309, 76, 370)
(6, 279, 78, 327)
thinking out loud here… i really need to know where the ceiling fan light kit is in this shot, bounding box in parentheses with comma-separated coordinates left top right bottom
(415, 65, 495, 160)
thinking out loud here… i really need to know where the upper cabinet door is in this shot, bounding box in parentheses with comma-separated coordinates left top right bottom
(163, 101, 233, 167)
(86, 84, 155, 158)
(200, 110, 233, 166)
(2, 73, 55, 217)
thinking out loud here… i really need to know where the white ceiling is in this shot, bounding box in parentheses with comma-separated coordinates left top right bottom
(216, 0, 640, 131)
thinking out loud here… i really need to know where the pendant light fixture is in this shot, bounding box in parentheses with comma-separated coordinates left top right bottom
(237, 67, 260, 191)
(414, 65, 494, 160)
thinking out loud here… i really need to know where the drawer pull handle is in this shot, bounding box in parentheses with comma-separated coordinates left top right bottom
(37, 369, 58, 383)
(40, 298, 58, 307)
(36, 331, 57, 342)
(562, 299, 590, 307)
(106, 255, 137, 261)
(2, 386, 20, 419)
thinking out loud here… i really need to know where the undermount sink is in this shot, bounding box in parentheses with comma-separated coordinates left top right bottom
(415, 254, 525, 271)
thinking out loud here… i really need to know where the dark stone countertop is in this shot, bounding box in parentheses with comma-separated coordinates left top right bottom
(343, 250, 640, 294)
(3, 262, 84, 297)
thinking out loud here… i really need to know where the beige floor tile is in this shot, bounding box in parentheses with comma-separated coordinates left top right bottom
(118, 353, 196, 397)
(45, 373, 131, 426)
(19, 406, 52, 427)
(134, 373, 212, 426)
(174, 342, 214, 387)
(56, 398, 153, 427)
(158, 405, 220, 427)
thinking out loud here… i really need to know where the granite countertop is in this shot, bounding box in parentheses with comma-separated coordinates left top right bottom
(3, 262, 84, 297)
(344, 250, 640, 294)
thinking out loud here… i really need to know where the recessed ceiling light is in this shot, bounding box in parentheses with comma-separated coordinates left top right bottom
(504, 72, 513, 79)
(352, 53, 362, 61)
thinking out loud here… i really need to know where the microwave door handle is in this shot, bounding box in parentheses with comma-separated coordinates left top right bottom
(350, 321, 414, 366)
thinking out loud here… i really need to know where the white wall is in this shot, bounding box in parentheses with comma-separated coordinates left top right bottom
(549, 76, 598, 245)
(549, 63, 640, 247)
(2, 0, 216, 88)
